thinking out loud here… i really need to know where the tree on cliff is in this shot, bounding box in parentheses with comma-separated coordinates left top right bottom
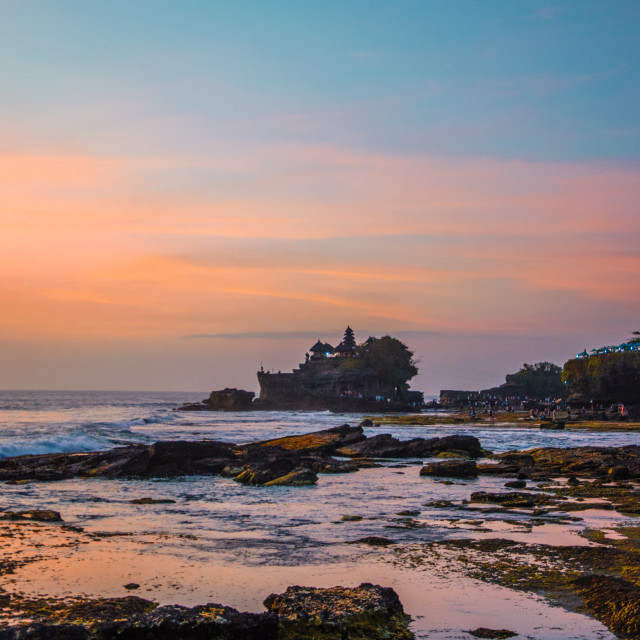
(629, 331, 640, 345)
(505, 362, 564, 399)
(362, 336, 418, 400)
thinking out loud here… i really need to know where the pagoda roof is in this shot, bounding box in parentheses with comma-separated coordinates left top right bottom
(310, 341, 334, 353)
(334, 341, 355, 353)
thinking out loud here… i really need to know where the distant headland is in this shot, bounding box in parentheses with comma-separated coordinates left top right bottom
(180, 326, 423, 412)
(180, 328, 640, 416)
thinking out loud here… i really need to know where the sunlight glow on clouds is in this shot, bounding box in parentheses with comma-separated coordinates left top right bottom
(1, 1, 638, 392)
(2, 146, 638, 352)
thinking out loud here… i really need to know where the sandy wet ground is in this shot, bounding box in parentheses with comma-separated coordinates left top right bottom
(0, 464, 626, 639)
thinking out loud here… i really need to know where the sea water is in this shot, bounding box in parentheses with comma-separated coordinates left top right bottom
(0, 389, 635, 639)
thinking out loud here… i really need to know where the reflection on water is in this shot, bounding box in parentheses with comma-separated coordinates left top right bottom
(1, 465, 623, 639)
(0, 391, 632, 638)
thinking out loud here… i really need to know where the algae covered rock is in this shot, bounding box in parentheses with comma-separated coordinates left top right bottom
(263, 582, 413, 639)
(420, 460, 478, 478)
(264, 468, 318, 486)
(1, 509, 63, 522)
(0, 586, 413, 640)
(572, 574, 640, 640)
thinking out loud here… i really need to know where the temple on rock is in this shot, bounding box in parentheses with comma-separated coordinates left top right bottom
(257, 327, 423, 410)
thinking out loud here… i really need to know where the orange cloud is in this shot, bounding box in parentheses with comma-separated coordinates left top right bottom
(1, 145, 639, 344)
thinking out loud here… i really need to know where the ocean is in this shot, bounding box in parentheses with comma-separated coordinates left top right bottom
(0, 389, 633, 639)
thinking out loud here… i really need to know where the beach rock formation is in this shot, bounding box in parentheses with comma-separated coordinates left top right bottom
(0, 584, 413, 640)
(336, 433, 483, 459)
(178, 388, 256, 411)
(477, 445, 640, 481)
(264, 582, 414, 640)
(420, 460, 478, 478)
(0, 424, 421, 487)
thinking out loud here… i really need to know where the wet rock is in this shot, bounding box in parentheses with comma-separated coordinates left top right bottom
(234, 457, 301, 485)
(348, 536, 395, 546)
(469, 628, 517, 639)
(504, 480, 526, 489)
(572, 575, 640, 640)
(177, 388, 255, 411)
(540, 420, 565, 430)
(0, 597, 278, 640)
(607, 465, 630, 481)
(337, 433, 483, 459)
(351, 458, 383, 468)
(341, 514, 363, 521)
(221, 463, 245, 477)
(0, 427, 485, 488)
(123, 583, 140, 590)
(312, 457, 359, 474)
(250, 423, 366, 454)
(264, 468, 318, 486)
(264, 582, 413, 640)
(476, 445, 640, 482)
(1, 509, 62, 522)
(0, 586, 415, 640)
(206, 388, 255, 410)
(147, 440, 235, 473)
(129, 498, 176, 505)
(470, 491, 549, 508)
(420, 460, 478, 478)
(436, 451, 465, 458)
(74, 447, 152, 479)
(359, 418, 374, 427)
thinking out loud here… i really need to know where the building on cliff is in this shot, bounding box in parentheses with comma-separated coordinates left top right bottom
(257, 327, 422, 410)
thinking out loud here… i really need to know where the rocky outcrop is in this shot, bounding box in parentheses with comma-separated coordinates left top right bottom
(251, 423, 366, 454)
(178, 388, 256, 411)
(477, 445, 640, 481)
(420, 460, 478, 478)
(336, 434, 483, 459)
(0, 509, 63, 522)
(0, 425, 481, 489)
(0, 597, 278, 639)
(264, 583, 414, 640)
(0, 584, 413, 640)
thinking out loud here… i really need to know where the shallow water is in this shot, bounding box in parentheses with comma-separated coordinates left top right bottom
(1, 390, 635, 638)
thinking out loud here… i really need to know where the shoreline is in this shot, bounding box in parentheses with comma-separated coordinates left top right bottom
(2, 422, 640, 637)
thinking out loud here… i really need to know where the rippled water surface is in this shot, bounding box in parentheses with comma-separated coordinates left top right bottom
(1, 390, 636, 639)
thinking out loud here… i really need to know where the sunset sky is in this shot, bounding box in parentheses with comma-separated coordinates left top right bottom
(1, 1, 639, 394)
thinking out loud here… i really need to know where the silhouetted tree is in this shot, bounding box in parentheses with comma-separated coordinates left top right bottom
(505, 362, 563, 399)
(362, 336, 418, 400)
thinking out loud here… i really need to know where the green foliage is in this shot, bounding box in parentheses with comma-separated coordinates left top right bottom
(505, 362, 564, 399)
(562, 352, 640, 403)
(361, 336, 418, 399)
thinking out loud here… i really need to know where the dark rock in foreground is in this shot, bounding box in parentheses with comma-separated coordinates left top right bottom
(0, 584, 413, 640)
(0, 509, 63, 522)
(264, 582, 413, 640)
(469, 628, 517, 639)
(478, 445, 640, 481)
(420, 460, 478, 478)
(336, 433, 483, 459)
(1, 424, 474, 488)
(572, 574, 640, 640)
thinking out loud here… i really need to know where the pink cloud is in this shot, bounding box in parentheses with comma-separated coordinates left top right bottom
(1, 144, 638, 343)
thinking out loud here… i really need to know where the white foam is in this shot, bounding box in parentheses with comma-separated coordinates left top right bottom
(0, 433, 111, 459)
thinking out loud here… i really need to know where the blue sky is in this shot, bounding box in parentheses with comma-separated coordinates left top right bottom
(1, 1, 639, 392)
(3, 1, 638, 160)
